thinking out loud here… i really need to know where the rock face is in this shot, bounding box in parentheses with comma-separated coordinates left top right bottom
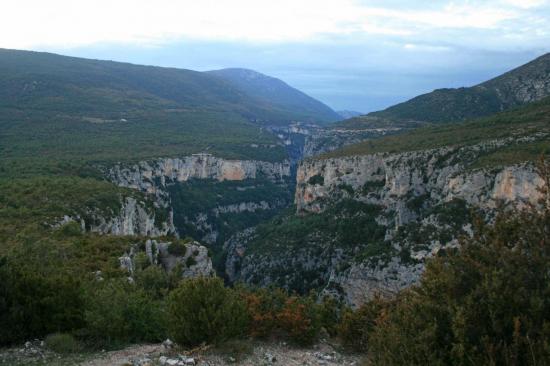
(106, 154, 292, 245)
(119, 239, 214, 278)
(88, 197, 175, 237)
(296, 137, 544, 214)
(108, 154, 291, 192)
(56, 196, 175, 237)
(231, 134, 547, 307)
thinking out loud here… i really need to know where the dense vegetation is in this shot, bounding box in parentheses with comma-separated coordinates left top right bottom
(0, 48, 322, 179)
(323, 96, 550, 168)
(168, 177, 292, 244)
(340, 190, 550, 365)
(3, 193, 550, 365)
(0, 237, 335, 348)
(0, 175, 164, 254)
(238, 200, 388, 293)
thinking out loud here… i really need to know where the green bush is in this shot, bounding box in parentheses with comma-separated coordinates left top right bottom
(308, 174, 324, 186)
(167, 242, 187, 257)
(318, 296, 342, 336)
(185, 256, 197, 267)
(277, 295, 321, 345)
(84, 279, 166, 347)
(167, 277, 249, 346)
(339, 296, 396, 353)
(0, 262, 85, 345)
(362, 204, 550, 365)
(44, 333, 80, 354)
(135, 265, 169, 299)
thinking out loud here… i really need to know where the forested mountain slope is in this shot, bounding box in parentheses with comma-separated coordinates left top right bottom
(207, 68, 340, 124)
(333, 53, 550, 129)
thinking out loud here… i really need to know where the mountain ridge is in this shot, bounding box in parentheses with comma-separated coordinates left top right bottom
(336, 52, 550, 128)
(207, 67, 340, 124)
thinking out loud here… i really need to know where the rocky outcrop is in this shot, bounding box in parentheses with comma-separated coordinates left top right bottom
(292, 136, 546, 306)
(323, 258, 425, 306)
(268, 122, 402, 162)
(212, 201, 273, 215)
(296, 136, 545, 214)
(55, 196, 175, 237)
(156, 240, 214, 277)
(108, 154, 291, 193)
(88, 197, 175, 237)
(223, 227, 256, 282)
(119, 239, 214, 278)
(105, 154, 292, 246)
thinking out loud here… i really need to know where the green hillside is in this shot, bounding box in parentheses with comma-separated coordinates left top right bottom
(207, 68, 340, 124)
(334, 53, 550, 128)
(322, 96, 550, 166)
(0, 49, 305, 177)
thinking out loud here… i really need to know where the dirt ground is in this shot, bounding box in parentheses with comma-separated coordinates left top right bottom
(1, 338, 364, 366)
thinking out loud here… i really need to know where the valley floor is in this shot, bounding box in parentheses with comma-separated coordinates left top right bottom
(0, 339, 363, 366)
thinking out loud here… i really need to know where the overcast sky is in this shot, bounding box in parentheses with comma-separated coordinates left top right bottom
(1, 0, 549, 112)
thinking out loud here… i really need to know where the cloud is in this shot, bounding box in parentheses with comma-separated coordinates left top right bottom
(503, 0, 547, 9)
(1, 0, 548, 49)
(1, 0, 548, 112)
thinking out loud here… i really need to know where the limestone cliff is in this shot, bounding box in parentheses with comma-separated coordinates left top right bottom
(296, 136, 544, 214)
(55, 196, 175, 237)
(108, 154, 291, 192)
(230, 133, 547, 307)
(106, 154, 292, 245)
(87, 197, 175, 237)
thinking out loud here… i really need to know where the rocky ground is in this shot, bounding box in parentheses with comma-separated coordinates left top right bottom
(0, 338, 363, 366)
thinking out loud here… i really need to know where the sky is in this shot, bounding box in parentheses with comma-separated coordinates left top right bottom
(1, 0, 549, 112)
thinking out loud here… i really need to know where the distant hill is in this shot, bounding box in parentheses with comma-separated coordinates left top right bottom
(333, 53, 550, 129)
(336, 110, 363, 119)
(207, 68, 340, 124)
(0, 49, 301, 176)
(322, 95, 550, 163)
(368, 53, 550, 124)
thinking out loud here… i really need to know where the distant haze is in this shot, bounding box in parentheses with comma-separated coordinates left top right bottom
(2, 0, 549, 112)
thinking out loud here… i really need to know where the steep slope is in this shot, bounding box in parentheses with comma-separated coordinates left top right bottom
(0, 49, 300, 276)
(226, 97, 550, 306)
(0, 49, 296, 176)
(207, 68, 341, 124)
(368, 52, 550, 124)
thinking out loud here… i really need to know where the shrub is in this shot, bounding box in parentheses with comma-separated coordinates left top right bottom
(0, 263, 85, 345)
(317, 296, 342, 336)
(238, 287, 287, 338)
(185, 256, 197, 267)
(135, 265, 169, 299)
(133, 252, 150, 271)
(84, 279, 166, 347)
(277, 295, 321, 345)
(167, 242, 187, 256)
(308, 174, 324, 186)
(364, 204, 550, 365)
(56, 222, 83, 237)
(238, 286, 321, 345)
(44, 333, 80, 354)
(167, 277, 249, 346)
